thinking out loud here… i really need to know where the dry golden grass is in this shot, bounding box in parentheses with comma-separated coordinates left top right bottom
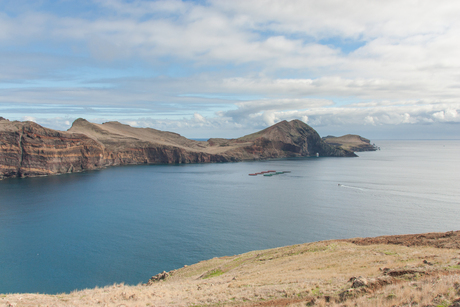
(332, 273, 460, 307)
(2, 234, 460, 307)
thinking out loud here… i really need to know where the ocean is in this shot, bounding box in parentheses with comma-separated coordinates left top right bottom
(0, 140, 459, 294)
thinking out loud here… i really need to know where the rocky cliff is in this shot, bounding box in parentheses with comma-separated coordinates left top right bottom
(323, 134, 378, 152)
(0, 117, 356, 179)
(0, 118, 105, 179)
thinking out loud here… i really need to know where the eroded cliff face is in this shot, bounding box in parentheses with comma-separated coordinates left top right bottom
(0, 119, 106, 179)
(67, 119, 239, 166)
(0, 117, 356, 179)
(104, 145, 234, 166)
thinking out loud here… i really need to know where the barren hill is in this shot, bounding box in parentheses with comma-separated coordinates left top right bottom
(68, 118, 209, 152)
(0, 118, 356, 179)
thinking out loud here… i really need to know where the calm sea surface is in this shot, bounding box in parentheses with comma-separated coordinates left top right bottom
(1, 140, 459, 294)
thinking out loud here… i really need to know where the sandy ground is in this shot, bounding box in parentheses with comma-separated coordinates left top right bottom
(2, 231, 460, 307)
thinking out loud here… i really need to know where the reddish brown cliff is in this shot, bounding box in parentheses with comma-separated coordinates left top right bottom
(0, 118, 106, 179)
(1, 117, 357, 179)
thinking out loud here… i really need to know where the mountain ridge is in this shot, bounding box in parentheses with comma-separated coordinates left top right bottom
(1, 118, 359, 179)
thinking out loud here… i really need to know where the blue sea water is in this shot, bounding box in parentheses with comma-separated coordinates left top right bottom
(0, 140, 459, 294)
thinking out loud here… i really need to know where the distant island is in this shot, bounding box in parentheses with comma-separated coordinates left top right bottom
(323, 134, 379, 152)
(0, 117, 376, 180)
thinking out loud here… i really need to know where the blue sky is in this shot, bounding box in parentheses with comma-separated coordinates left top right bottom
(1, 0, 459, 139)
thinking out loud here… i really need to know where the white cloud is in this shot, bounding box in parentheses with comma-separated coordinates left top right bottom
(1, 0, 460, 139)
(433, 109, 459, 122)
(22, 116, 36, 122)
(193, 112, 206, 123)
(124, 120, 139, 127)
(364, 116, 375, 125)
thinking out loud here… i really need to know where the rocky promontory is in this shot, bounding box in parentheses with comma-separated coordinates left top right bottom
(323, 134, 378, 152)
(0, 117, 359, 179)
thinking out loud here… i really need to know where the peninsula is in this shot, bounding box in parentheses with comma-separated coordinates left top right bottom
(0, 117, 372, 180)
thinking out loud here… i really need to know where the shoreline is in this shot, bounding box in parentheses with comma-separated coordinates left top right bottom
(1, 118, 358, 180)
(2, 230, 459, 306)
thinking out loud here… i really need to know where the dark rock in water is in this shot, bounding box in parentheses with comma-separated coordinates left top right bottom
(1, 117, 357, 179)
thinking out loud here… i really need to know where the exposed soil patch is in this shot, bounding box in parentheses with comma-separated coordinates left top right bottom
(348, 230, 460, 249)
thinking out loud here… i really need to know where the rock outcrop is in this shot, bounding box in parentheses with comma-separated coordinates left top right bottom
(0, 118, 357, 179)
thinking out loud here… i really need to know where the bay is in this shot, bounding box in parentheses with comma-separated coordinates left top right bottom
(0, 140, 459, 294)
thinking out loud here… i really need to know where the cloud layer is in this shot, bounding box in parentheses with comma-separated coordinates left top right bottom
(0, 0, 459, 138)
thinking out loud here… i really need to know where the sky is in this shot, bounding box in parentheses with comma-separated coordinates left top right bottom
(1, 0, 459, 139)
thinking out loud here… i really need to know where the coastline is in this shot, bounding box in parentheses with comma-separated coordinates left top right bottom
(2, 231, 459, 306)
(0, 118, 358, 180)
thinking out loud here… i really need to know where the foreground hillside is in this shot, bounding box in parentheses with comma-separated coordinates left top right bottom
(2, 231, 459, 307)
(0, 117, 357, 180)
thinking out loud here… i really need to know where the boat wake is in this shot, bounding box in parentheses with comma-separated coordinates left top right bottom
(338, 184, 365, 191)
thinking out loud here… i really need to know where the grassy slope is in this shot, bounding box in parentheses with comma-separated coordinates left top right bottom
(2, 231, 460, 307)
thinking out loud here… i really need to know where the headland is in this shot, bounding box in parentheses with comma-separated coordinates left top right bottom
(0, 118, 374, 180)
